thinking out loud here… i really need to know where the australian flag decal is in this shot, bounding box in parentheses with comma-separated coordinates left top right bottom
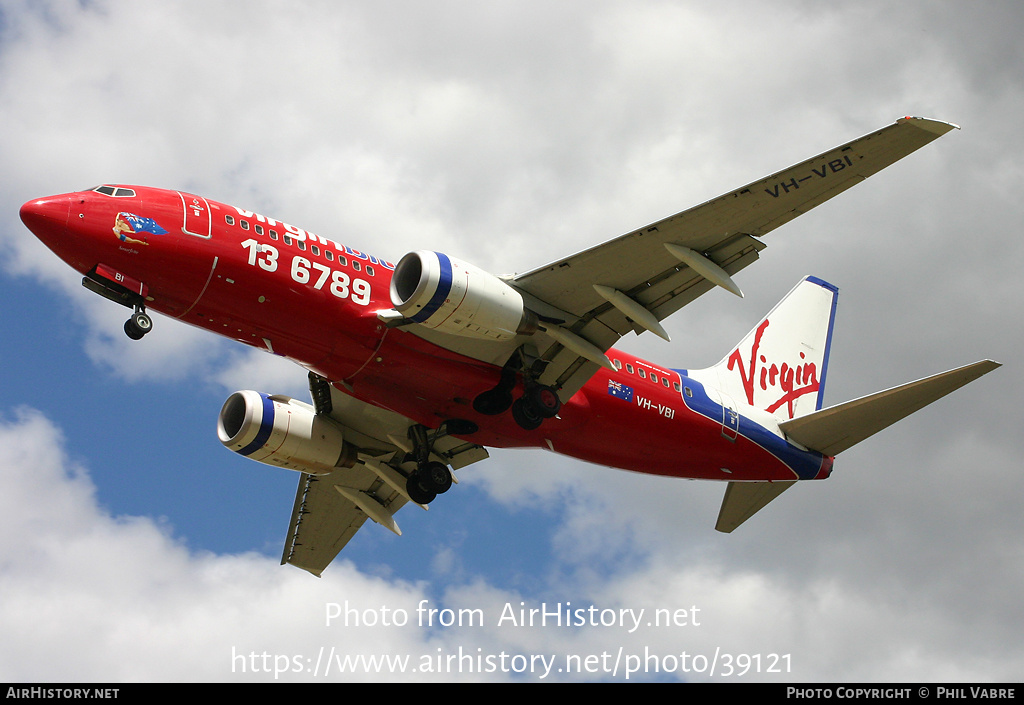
(607, 379, 634, 403)
(118, 212, 168, 235)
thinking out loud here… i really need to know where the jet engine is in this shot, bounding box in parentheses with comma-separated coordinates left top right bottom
(217, 390, 356, 474)
(389, 250, 538, 341)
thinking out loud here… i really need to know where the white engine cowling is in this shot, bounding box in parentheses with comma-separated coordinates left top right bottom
(217, 390, 355, 474)
(389, 250, 537, 341)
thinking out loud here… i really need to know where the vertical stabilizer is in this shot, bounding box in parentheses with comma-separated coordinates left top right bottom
(690, 276, 838, 423)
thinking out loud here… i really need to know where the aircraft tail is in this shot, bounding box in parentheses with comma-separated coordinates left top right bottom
(704, 278, 1000, 533)
(690, 275, 839, 423)
(715, 358, 1000, 532)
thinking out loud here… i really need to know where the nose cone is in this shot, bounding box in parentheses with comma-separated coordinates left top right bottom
(20, 195, 72, 243)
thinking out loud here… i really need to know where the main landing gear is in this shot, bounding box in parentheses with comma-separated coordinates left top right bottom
(404, 420, 477, 505)
(472, 351, 562, 431)
(307, 372, 471, 508)
(510, 383, 561, 430)
(80, 267, 154, 341)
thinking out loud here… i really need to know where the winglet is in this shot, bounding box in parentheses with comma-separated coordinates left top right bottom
(898, 116, 960, 135)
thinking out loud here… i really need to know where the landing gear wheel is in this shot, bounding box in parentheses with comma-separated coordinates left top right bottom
(124, 311, 152, 340)
(511, 397, 543, 431)
(524, 384, 561, 418)
(421, 461, 453, 494)
(406, 475, 437, 505)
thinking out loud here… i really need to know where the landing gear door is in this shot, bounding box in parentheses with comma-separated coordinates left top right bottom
(178, 192, 212, 238)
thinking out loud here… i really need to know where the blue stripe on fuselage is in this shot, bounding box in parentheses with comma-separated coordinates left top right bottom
(673, 369, 827, 480)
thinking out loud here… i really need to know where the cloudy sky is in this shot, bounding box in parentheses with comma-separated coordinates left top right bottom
(0, 0, 1020, 683)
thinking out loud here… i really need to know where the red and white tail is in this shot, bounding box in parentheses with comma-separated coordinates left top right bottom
(689, 276, 839, 423)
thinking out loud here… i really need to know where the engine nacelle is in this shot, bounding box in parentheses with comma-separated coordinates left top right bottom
(217, 390, 356, 475)
(389, 250, 537, 341)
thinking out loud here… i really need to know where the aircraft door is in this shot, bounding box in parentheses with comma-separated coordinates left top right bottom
(178, 191, 212, 238)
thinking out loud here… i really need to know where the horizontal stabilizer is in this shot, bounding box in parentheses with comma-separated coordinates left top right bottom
(779, 360, 1001, 456)
(716, 480, 796, 533)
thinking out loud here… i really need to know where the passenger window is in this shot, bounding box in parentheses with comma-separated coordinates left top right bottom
(311, 245, 320, 256)
(638, 369, 646, 379)
(269, 230, 278, 240)
(326, 250, 334, 261)
(625, 363, 634, 374)
(240, 220, 250, 230)
(225, 215, 235, 225)
(366, 265, 375, 276)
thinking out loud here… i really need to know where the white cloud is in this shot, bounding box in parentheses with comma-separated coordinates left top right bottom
(3, 403, 1018, 682)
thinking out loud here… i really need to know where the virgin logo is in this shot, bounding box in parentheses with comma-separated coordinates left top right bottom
(726, 320, 819, 418)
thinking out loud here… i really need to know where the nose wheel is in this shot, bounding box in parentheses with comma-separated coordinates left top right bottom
(124, 308, 153, 340)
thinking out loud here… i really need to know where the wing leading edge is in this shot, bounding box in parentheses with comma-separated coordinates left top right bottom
(511, 117, 958, 398)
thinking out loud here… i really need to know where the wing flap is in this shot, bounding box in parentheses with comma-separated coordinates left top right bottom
(281, 463, 405, 577)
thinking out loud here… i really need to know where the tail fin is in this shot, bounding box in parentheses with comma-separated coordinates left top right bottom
(690, 276, 839, 422)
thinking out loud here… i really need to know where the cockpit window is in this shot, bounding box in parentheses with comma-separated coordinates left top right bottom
(92, 185, 136, 197)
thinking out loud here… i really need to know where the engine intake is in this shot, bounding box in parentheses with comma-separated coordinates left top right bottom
(389, 250, 537, 341)
(217, 390, 355, 474)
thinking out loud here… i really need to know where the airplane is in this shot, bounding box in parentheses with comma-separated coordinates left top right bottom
(20, 116, 999, 576)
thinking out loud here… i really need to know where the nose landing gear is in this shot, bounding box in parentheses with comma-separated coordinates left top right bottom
(81, 266, 154, 340)
(123, 307, 153, 340)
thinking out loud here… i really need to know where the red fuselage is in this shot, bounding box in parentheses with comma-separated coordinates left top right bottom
(20, 185, 831, 483)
